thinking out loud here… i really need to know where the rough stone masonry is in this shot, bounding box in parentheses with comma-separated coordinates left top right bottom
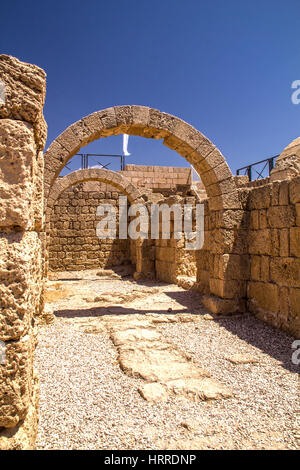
(0, 55, 47, 449)
(0, 54, 299, 449)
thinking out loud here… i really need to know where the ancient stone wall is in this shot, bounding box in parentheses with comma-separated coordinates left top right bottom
(1, 54, 300, 450)
(49, 181, 131, 271)
(0, 55, 46, 449)
(121, 164, 192, 190)
(155, 195, 198, 284)
(246, 176, 300, 337)
(43, 105, 243, 317)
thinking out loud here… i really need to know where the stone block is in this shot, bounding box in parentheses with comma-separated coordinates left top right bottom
(0, 372, 39, 449)
(267, 206, 295, 228)
(248, 282, 279, 312)
(209, 278, 246, 299)
(296, 203, 300, 226)
(32, 151, 44, 231)
(250, 256, 261, 280)
(248, 185, 271, 210)
(270, 257, 300, 287)
(260, 256, 270, 282)
(290, 227, 300, 257)
(279, 180, 289, 205)
(0, 331, 35, 428)
(289, 176, 300, 204)
(249, 230, 272, 255)
(0, 120, 37, 230)
(217, 254, 250, 280)
(0, 232, 42, 341)
(290, 288, 300, 318)
(201, 295, 239, 314)
(0, 55, 47, 149)
(250, 211, 259, 230)
(280, 229, 289, 257)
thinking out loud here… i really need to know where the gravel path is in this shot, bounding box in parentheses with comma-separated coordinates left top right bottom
(35, 270, 299, 450)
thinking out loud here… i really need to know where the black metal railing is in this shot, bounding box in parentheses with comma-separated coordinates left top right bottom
(60, 153, 126, 177)
(77, 153, 125, 171)
(236, 155, 279, 181)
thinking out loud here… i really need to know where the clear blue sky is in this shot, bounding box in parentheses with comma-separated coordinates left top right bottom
(2, 0, 300, 174)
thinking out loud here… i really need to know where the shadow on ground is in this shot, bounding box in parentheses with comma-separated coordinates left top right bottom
(53, 284, 299, 375)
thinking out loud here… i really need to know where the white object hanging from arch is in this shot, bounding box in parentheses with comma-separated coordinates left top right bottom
(123, 134, 131, 156)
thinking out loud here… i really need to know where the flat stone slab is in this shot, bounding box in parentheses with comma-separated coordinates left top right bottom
(104, 319, 232, 403)
(139, 376, 232, 403)
(166, 377, 232, 401)
(111, 328, 162, 346)
(118, 347, 209, 382)
(138, 383, 169, 402)
(225, 353, 259, 364)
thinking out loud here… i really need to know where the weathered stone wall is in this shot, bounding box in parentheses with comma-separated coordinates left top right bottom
(49, 181, 131, 271)
(246, 176, 300, 337)
(43, 105, 243, 319)
(0, 55, 46, 449)
(1, 54, 299, 451)
(48, 169, 197, 274)
(48, 165, 300, 340)
(121, 164, 192, 190)
(155, 195, 198, 283)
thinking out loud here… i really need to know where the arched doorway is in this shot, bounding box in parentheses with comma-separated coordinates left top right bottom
(44, 106, 244, 314)
(45, 168, 144, 274)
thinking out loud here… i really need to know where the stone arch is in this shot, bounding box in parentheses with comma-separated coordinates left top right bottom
(46, 167, 143, 228)
(44, 106, 239, 212)
(45, 168, 143, 274)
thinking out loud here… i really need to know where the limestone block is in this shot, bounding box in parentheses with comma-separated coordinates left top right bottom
(270, 257, 300, 287)
(279, 180, 289, 205)
(128, 106, 150, 135)
(196, 269, 210, 293)
(0, 232, 42, 341)
(209, 278, 246, 299)
(289, 176, 300, 204)
(296, 203, 300, 226)
(56, 126, 81, 154)
(0, 119, 37, 230)
(0, 331, 35, 428)
(97, 107, 118, 136)
(208, 191, 241, 211)
(249, 230, 272, 255)
(165, 377, 232, 401)
(209, 228, 241, 254)
(32, 150, 44, 231)
(201, 295, 239, 314)
(138, 382, 169, 402)
(248, 185, 271, 210)
(248, 282, 279, 312)
(0, 372, 39, 449)
(260, 256, 270, 282)
(267, 206, 295, 228)
(216, 209, 248, 229)
(172, 119, 206, 152)
(250, 211, 259, 230)
(279, 286, 289, 321)
(280, 229, 290, 257)
(0, 55, 47, 149)
(217, 254, 250, 281)
(290, 227, 300, 257)
(250, 256, 261, 280)
(290, 288, 300, 318)
(271, 156, 300, 181)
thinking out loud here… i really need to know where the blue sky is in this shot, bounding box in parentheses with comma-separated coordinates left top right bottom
(2, 0, 300, 175)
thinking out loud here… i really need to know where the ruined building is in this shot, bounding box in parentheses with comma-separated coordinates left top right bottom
(0, 55, 299, 449)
